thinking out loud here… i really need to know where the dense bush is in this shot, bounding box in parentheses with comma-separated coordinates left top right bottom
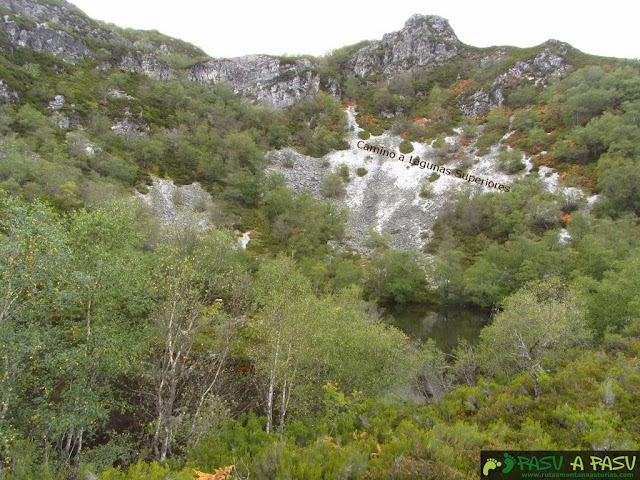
(320, 172, 346, 198)
(399, 139, 414, 153)
(497, 148, 526, 173)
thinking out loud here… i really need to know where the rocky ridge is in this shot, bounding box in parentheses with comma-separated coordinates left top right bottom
(0, 1, 579, 113)
(0, 0, 204, 79)
(346, 14, 462, 78)
(189, 55, 337, 108)
(460, 41, 572, 116)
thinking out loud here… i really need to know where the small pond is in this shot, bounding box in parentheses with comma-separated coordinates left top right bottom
(383, 304, 492, 352)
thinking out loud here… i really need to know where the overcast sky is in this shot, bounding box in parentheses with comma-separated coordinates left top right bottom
(69, 0, 640, 60)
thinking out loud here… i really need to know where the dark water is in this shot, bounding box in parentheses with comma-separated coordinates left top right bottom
(383, 304, 492, 352)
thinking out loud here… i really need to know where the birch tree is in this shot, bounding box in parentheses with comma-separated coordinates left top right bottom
(248, 256, 311, 434)
(146, 249, 236, 461)
(479, 278, 592, 400)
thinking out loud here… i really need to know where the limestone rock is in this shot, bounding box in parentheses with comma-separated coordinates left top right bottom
(110, 118, 146, 137)
(459, 42, 571, 116)
(136, 176, 213, 230)
(346, 14, 462, 78)
(48, 94, 65, 110)
(0, 79, 18, 104)
(189, 55, 334, 108)
(1, 15, 94, 59)
(118, 52, 173, 81)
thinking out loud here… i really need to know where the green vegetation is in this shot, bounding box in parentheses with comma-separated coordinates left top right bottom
(497, 148, 526, 173)
(1, 7, 640, 480)
(399, 139, 414, 153)
(320, 172, 346, 199)
(4, 194, 637, 479)
(419, 183, 435, 199)
(337, 163, 350, 182)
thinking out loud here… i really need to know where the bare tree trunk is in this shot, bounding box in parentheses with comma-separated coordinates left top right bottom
(187, 323, 232, 448)
(279, 344, 296, 434)
(160, 424, 170, 463)
(530, 366, 541, 401)
(265, 327, 281, 434)
(60, 427, 74, 471)
(151, 282, 202, 460)
(71, 429, 83, 480)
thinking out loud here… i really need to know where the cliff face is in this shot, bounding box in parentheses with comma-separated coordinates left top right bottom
(0, 0, 201, 79)
(189, 55, 338, 108)
(0, 0, 99, 59)
(185, 14, 462, 106)
(346, 14, 462, 78)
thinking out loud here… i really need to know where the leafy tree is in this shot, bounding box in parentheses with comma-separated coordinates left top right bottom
(263, 191, 346, 258)
(413, 339, 454, 403)
(576, 252, 640, 336)
(309, 287, 415, 398)
(596, 154, 640, 216)
(431, 249, 465, 302)
(497, 148, 526, 174)
(479, 278, 591, 399)
(0, 195, 71, 471)
(247, 256, 313, 433)
(364, 250, 428, 303)
(145, 252, 234, 461)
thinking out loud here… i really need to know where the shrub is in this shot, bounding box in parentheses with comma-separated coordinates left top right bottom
(282, 152, 295, 168)
(497, 149, 526, 174)
(420, 183, 435, 199)
(356, 167, 367, 177)
(321, 173, 346, 198)
(432, 136, 449, 158)
(429, 172, 440, 182)
(357, 130, 370, 140)
(337, 163, 350, 182)
(399, 139, 414, 154)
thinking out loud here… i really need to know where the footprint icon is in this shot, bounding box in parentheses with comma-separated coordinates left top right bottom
(483, 458, 502, 476)
(502, 453, 516, 473)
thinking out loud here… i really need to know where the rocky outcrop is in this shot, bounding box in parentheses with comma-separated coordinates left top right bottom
(492, 41, 570, 88)
(346, 14, 462, 78)
(118, 51, 173, 81)
(0, 0, 126, 59)
(0, 78, 18, 103)
(189, 55, 334, 108)
(136, 176, 214, 229)
(0, 0, 111, 38)
(459, 41, 572, 117)
(0, 0, 175, 76)
(1, 14, 94, 59)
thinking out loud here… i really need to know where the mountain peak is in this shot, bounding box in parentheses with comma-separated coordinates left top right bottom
(348, 13, 461, 78)
(403, 13, 452, 31)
